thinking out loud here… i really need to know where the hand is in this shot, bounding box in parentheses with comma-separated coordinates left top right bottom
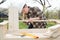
(28, 18, 33, 22)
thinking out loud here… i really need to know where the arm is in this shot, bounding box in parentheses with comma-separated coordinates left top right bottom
(29, 17, 40, 20)
(28, 17, 40, 23)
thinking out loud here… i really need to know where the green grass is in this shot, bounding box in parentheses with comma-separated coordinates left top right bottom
(19, 22, 28, 29)
(19, 21, 56, 29)
(6, 21, 57, 29)
(46, 21, 56, 28)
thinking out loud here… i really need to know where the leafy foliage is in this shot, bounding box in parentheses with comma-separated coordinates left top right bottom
(0, 18, 3, 22)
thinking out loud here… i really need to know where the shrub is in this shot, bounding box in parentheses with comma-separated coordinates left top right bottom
(0, 18, 3, 23)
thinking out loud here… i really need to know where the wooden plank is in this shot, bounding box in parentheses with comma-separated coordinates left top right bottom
(19, 19, 60, 24)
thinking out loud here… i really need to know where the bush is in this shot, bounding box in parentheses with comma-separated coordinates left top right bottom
(0, 19, 3, 23)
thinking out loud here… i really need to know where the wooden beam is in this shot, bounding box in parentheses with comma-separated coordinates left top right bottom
(19, 19, 60, 24)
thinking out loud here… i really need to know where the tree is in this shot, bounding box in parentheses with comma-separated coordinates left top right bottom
(0, 0, 6, 4)
(57, 10, 60, 19)
(0, 0, 6, 22)
(34, 0, 51, 14)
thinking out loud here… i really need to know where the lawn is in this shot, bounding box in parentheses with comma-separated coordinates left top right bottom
(46, 21, 56, 28)
(0, 21, 56, 29)
(19, 21, 56, 29)
(19, 22, 28, 29)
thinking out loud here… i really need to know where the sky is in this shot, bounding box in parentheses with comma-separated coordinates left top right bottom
(27, 0, 60, 10)
(0, 0, 60, 10)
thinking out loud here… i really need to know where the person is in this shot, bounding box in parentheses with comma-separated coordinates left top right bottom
(21, 4, 47, 29)
(21, 4, 34, 28)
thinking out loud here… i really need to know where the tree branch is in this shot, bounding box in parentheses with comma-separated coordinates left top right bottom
(0, 0, 6, 4)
